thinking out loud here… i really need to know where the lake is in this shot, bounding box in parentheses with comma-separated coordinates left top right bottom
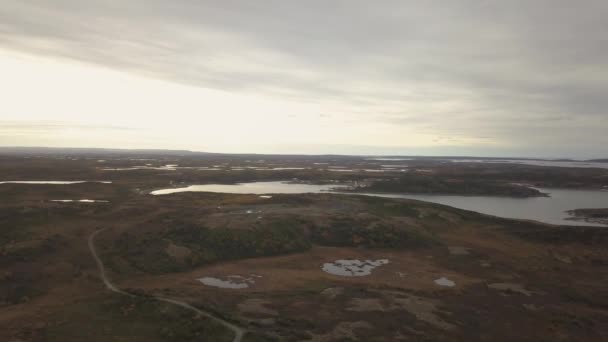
(150, 181, 340, 195)
(150, 181, 608, 227)
(361, 188, 608, 227)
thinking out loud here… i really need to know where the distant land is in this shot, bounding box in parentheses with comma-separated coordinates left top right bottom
(0, 146, 205, 156)
(0, 146, 606, 162)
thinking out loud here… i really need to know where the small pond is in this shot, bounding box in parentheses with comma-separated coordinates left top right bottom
(322, 259, 389, 277)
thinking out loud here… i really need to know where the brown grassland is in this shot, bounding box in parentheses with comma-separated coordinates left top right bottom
(1, 155, 607, 341)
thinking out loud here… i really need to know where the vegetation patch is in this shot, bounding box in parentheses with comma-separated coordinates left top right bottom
(112, 213, 438, 274)
(311, 217, 437, 248)
(357, 174, 544, 197)
(113, 219, 312, 273)
(45, 294, 233, 342)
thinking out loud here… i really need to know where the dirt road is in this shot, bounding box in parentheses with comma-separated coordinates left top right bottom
(88, 228, 245, 342)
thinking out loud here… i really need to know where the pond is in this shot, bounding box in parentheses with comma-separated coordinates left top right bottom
(50, 199, 109, 203)
(197, 274, 261, 289)
(434, 277, 456, 287)
(150, 181, 608, 227)
(322, 259, 389, 277)
(370, 188, 608, 227)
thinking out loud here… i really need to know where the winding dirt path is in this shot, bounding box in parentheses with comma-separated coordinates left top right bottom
(88, 228, 246, 342)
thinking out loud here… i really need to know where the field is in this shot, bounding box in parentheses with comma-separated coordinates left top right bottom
(1, 152, 608, 341)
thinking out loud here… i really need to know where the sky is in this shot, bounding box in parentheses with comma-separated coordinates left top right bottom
(0, 1, 607, 158)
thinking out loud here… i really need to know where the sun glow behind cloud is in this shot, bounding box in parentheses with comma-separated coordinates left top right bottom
(0, 49, 455, 153)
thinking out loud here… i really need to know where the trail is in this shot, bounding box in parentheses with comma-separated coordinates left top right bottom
(88, 228, 245, 342)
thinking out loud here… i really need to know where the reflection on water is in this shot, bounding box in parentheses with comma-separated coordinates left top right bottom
(434, 277, 456, 287)
(197, 274, 261, 289)
(198, 276, 251, 289)
(150, 181, 608, 227)
(322, 259, 389, 277)
(100, 166, 177, 171)
(51, 199, 109, 203)
(366, 158, 413, 161)
(150, 181, 341, 195)
(370, 188, 608, 227)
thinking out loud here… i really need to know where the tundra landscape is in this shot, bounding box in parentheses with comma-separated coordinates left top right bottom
(1, 150, 608, 341)
(2, 1, 608, 341)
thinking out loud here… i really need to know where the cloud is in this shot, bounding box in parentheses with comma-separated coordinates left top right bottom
(0, 1, 607, 156)
(0, 120, 133, 132)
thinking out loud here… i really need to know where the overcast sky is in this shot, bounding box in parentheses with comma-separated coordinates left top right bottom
(1, 1, 607, 157)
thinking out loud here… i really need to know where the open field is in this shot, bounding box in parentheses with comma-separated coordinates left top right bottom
(1, 153, 608, 341)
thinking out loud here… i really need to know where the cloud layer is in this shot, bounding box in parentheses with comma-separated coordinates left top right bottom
(1, 1, 607, 156)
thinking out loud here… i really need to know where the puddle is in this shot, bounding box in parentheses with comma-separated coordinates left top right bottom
(100, 166, 176, 171)
(322, 259, 389, 277)
(552, 253, 572, 264)
(0, 181, 112, 184)
(259, 195, 273, 199)
(321, 287, 345, 299)
(197, 275, 258, 289)
(448, 246, 470, 255)
(51, 199, 109, 203)
(434, 277, 456, 287)
(488, 283, 533, 296)
(367, 158, 413, 161)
